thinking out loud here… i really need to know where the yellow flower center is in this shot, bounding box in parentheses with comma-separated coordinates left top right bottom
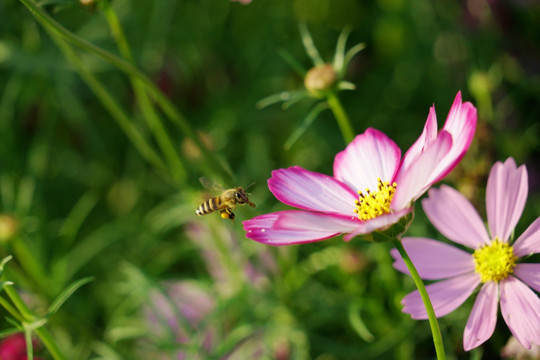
(353, 178, 396, 221)
(473, 239, 517, 283)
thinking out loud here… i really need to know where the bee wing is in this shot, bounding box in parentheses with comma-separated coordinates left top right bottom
(245, 182, 256, 192)
(199, 177, 224, 192)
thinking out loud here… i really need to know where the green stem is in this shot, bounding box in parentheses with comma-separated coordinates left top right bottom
(102, 3, 187, 184)
(392, 239, 446, 360)
(4, 286, 67, 360)
(326, 91, 355, 144)
(47, 30, 169, 174)
(11, 236, 54, 298)
(18, 0, 233, 183)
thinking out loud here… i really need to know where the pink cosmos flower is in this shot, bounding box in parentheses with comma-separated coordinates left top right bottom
(243, 91, 477, 245)
(391, 158, 540, 351)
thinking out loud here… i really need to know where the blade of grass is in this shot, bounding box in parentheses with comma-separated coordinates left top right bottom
(18, 0, 233, 183)
(47, 29, 169, 175)
(102, 2, 187, 183)
(47, 277, 93, 316)
(284, 102, 328, 150)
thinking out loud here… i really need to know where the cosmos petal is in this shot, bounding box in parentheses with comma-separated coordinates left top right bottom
(391, 237, 474, 280)
(513, 217, 540, 257)
(431, 91, 477, 183)
(343, 208, 412, 241)
(401, 272, 480, 319)
(486, 158, 528, 241)
(268, 166, 357, 215)
(333, 128, 401, 194)
(514, 263, 540, 294)
(400, 105, 438, 172)
(243, 210, 359, 246)
(391, 131, 452, 211)
(421, 186, 490, 248)
(463, 282, 499, 351)
(500, 276, 540, 349)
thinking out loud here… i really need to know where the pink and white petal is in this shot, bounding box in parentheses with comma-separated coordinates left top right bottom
(463, 282, 499, 351)
(500, 276, 540, 349)
(514, 264, 540, 293)
(391, 131, 452, 211)
(401, 272, 481, 319)
(486, 158, 528, 242)
(400, 105, 438, 171)
(431, 92, 477, 184)
(421, 186, 490, 248)
(391, 237, 474, 280)
(513, 217, 540, 257)
(268, 166, 357, 215)
(243, 211, 359, 246)
(333, 128, 401, 193)
(343, 207, 412, 241)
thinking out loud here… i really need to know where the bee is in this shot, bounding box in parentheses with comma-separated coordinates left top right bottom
(195, 178, 256, 222)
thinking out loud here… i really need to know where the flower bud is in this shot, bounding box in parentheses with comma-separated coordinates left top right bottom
(304, 63, 337, 95)
(0, 214, 18, 243)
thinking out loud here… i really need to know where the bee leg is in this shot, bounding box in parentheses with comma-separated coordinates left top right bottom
(220, 209, 235, 223)
(248, 201, 256, 208)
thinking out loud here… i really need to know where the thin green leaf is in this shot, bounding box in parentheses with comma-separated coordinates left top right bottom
(256, 91, 293, 109)
(0, 327, 21, 339)
(48, 277, 94, 316)
(5, 317, 23, 331)
(348, 300, 375, 342)
(0, 298, 23, 321)
(277, 48, 307, 77)
(281, 90, 311, 109)
(0, 255, 13, 272)
(59, 191, 99, 246)
(299, 22, 324, 67)
(284, 102, 328, 150)
(333, 26, 352, 73)
(257, 90, 308, 109)
(338, 80, 356, 91)
(342, 42, 366, 76)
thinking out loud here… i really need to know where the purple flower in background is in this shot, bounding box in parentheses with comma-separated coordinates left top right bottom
(392, 158, 540, 350)
(244, 92, 477, 245)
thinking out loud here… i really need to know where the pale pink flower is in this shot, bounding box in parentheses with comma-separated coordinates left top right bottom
(244, 91, 477, 245)
(231, 0, 252, 4)
(391, 158, 540, 351)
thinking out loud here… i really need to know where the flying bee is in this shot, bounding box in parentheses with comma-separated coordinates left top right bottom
(195, 178, 256, 222)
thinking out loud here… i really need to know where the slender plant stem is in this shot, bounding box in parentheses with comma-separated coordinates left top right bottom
(11, 236, 53, 298)
(18, 0, 233, 183)
(102, 3, 187, 183)
(392, 239, 446, 360)
(48, 31, 169, 174)
(4, 286, 67, 360)
(326, 91, 355, 144)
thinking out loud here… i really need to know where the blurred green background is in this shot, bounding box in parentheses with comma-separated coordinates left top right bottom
(0, 0, 539, 359)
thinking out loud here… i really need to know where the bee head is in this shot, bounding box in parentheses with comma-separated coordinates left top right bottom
(234, 187, 248, 203)
(235, 187, 256, 208)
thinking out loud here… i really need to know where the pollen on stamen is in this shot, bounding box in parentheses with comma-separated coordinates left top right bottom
(473, 239, 517, 283)
(353, 178, 397, 221)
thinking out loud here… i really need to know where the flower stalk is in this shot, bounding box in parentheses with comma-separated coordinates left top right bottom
(326, 91, 355, 144)
(392, 238, 446, 360)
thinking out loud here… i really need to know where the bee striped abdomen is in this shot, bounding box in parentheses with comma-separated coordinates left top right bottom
(196, 196, 222, 216)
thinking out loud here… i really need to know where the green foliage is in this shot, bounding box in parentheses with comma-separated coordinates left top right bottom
(0, 0, 539, 359)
